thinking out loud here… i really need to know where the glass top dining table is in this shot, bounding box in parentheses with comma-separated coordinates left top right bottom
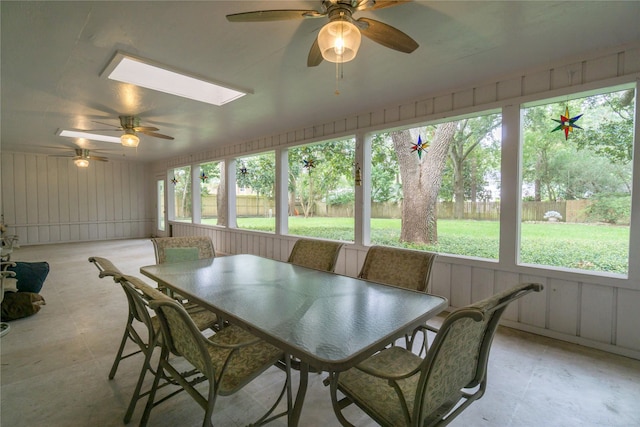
(140, 254, 447, 425)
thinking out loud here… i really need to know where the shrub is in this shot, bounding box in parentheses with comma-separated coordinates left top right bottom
(326, 189, 355, 206)
(585, 194, 631, 224)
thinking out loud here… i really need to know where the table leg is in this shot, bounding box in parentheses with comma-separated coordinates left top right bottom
(288, 360, 309, 427)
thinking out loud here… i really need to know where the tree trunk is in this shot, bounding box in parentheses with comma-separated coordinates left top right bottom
(300, 175, 314, 218)
(288, 189, 296, 216)
(452, 155, 465, 219)
(470, 157, 478, 217)
(392, 122, 456, 244)
(180, 182, 189, 218)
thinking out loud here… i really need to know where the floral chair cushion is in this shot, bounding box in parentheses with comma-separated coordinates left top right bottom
(359, 246, 437, 292)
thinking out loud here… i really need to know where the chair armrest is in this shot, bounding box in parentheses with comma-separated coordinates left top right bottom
(414, 323, 439, 334)
(207, 325, 264, 350)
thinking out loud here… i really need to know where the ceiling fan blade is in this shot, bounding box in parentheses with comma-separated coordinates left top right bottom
(357, 18, 418, 53)
(307, 38, 323, 67)
(91, 120, 121, 129)
(88, 155, 108, 162)
(83, 128, 122, 132)
(139, 130, 174, 140)
(369, 0, 412, 11)
(133, 126, 159, 132)
(226, 9, 323, 22)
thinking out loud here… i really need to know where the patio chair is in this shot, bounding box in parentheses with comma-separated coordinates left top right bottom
(358, 246, 438, 353)
(287, 238, 344, 272)
(88, 256, 131, 378)
(1, 234, 19, 262)
(329, 282, 543, 427)
(143, 297, 290, 427)
(359, 246, 436, 292)
(88, 257, 217, 380)
(0, 262, 17, 337)
(151, 236, 216, 301)
(113, 274, 219, 424)
(151, 236, 216, 264)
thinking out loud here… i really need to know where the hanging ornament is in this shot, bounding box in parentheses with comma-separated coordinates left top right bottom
(303, 158, 316, 173)
(170, 177, 178, 185)
(410, 135, 429, 159)
(354, 162, 362, 186)
(239, 164, 248, 175)
(200, 171, 209, 183)
(551, 106, 583, 140)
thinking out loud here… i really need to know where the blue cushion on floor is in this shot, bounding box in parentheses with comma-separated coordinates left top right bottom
(6, 262, 49, 293)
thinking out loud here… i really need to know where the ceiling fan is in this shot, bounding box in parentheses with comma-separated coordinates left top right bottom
(89, 115, 174, 147)
(53, 148, 108, 168)
(226, 0, 419, 67)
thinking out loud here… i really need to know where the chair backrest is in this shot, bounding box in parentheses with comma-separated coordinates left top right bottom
(149, 298, 214, 377)
(287, 238, 344, 272)
(415, 282, 543, 425)
(358, 246, 437, 292)
(117, 275, 171, 328)
(88, 256, 123, 279)
(151, 236, 215, 264)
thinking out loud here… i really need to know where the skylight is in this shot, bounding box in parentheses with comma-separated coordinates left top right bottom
(57, 129, 121, 144)
(101, 52, 249, 106)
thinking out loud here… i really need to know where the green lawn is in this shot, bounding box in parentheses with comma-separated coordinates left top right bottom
(202, 217, 630, 275)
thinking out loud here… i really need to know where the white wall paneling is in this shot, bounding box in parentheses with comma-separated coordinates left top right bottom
(1, 153, 153, 244)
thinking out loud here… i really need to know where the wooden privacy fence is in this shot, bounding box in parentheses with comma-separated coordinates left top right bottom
(200, 195, 591, 222)
(370, 200, 589, 222)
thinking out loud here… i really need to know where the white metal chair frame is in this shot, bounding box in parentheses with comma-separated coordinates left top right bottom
(0, 262, 17, 338)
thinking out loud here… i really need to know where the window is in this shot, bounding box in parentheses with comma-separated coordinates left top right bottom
(235, 152, 276, 232)
(369, 112, 502, 259)
(170, 166, 192, 222)
(520, 86, 635, 275)
(157, 178, 165, 232)
(199, 161, 224, 226)
(287, 138, 356, 241)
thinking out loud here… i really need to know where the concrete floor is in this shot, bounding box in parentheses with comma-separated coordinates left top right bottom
(1, 238, 639, 427)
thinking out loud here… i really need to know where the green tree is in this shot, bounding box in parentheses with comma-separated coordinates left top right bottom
(447, 115, 501, 218)
(236, 153, 276, 218)
(371, 133, 402, 203)
(575, 89, 634, 163)
(200, 161, 225, 226)
(172, 166, 191, 219)
(289, 139, 355, 218)
(522, 90, 633, 202)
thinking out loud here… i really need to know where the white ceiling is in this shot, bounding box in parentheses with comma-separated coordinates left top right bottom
(2, 1, 639, 163)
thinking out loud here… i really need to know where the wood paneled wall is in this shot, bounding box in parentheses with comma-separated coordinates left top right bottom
(1, 153, 153, 243)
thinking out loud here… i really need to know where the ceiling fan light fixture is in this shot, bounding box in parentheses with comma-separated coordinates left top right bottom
(74, 158, 90, 168)
(121, 130, 140, 148)
(318, 19, 361, 63)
